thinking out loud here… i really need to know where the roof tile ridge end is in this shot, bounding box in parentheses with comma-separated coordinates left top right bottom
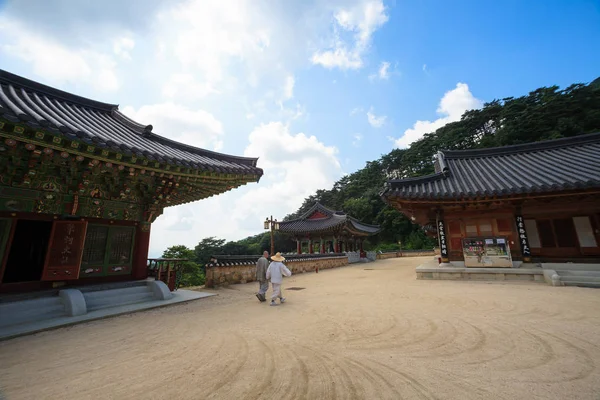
(111, 108, 153, 134)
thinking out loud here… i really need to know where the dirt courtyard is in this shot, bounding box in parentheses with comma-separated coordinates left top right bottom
(1, 257, 600, 399)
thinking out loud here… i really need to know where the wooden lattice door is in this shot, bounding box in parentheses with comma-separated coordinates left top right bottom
(42, 221, 88, 281)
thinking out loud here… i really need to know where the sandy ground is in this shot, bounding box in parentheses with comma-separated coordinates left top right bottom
(1, 257, 600, 400)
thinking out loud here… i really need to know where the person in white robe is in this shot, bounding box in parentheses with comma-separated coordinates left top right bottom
(266, 252, 292, 306)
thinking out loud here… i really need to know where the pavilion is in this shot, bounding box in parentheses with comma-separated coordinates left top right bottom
(0, 69, 263, 294)
(278, 203, 381, 255)
(381, 133, 600, 268)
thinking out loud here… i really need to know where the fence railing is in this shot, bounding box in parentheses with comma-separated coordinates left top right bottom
(147, 258, 188, 291)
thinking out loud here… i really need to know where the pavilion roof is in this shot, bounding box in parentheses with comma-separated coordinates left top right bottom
(279, 203, 381, 236)
(381, 132, 600, 202)
(0, 69, 263, 177)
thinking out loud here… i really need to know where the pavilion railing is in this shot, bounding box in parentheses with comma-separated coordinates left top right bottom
(147, 258, 188, 291)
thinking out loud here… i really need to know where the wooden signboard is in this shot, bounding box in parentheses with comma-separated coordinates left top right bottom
(42, 221, 88, 281)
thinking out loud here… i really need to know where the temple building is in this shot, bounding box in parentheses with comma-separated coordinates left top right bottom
(278, 203, 381, 255)
(0, 69, 263, 293)
(381, 133, 600, 267)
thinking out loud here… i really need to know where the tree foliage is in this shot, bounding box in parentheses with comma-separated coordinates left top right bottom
(161, 245, 205, 287)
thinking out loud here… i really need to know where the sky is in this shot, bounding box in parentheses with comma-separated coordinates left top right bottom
(0, 0, 599, 257)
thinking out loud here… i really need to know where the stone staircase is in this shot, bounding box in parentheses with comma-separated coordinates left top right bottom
(0, 280, 171, 336)
(555, 270, 600, 288)
(0, 296, 66, 330)
(541, 263, 600, 288)
(83, 285, 155, 312)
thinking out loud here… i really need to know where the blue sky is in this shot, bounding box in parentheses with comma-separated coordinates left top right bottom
(0, 0, 599, 255)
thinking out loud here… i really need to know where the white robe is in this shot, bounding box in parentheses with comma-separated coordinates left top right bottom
(266, 261, 291, 283)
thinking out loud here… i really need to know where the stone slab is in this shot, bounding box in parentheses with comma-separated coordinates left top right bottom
(0, 290, 215, 341)
(416, 263, 545, 283)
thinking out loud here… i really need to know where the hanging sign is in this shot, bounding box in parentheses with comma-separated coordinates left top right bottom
(42, 221, 88, 281)
(438, 220, 448, 259)
(514, 215, 531, 261)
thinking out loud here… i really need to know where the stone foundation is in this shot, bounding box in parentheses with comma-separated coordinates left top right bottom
(416, 265, 545, 282)
(205, 256, 348, 288)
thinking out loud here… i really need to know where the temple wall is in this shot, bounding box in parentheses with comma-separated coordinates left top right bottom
(205, 256, 348, 288)
(376, 250, 436, 260)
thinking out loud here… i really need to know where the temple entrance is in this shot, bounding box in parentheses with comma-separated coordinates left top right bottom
(2, 220, 53, 284)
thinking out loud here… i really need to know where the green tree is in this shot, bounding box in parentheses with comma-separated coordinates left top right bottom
(161, 245, 205, 287)
(194, 237, 226, 265)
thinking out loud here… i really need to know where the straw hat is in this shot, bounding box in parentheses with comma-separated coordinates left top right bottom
(271, 252, 285, 262)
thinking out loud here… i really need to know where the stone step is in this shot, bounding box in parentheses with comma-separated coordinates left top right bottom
(84, 287, 154, 312)
(562, 281, 600, 288)
(556, 270, 600, 277)
(543, 263, 600, 272)
(82, 285, 150, 300)
(0, 297, 66, 329)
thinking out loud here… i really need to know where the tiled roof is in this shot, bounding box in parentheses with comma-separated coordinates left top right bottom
(279, 203, 381, 235)
(0, 69, 263, 177)
(382, 133, 600, 201)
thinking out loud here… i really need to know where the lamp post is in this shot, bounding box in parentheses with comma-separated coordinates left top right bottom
(264, 216, 280, 255)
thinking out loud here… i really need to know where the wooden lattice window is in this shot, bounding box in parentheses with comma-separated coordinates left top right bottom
(80, 224, 135, 277)
(108, 227, 135, 264)
(82, 225, 109, 265)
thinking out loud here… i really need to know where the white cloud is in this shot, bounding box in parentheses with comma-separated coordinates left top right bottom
(162, 73, 220, 101)
(394, 82, 483, 148)
(369, 60, 390, 80)
(422, 63, 427, 72)
(113, 36, 135, 60)
(350, 107, 364, 116)
(283, 75, 295, 101)
(0, 17, 120, 92)
(121, 103, 225, 151)
(311, 0, 389, 70)
(367, 107, 386, 127)
(150, 122, 343, 256)
(352, 133, 363, 147)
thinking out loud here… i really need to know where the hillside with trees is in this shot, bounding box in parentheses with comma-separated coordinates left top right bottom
(163, 78, 600, 284)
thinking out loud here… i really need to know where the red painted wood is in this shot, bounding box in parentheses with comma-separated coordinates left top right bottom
(296, 240, 302, 254)
(0, 218, 16, 285)
(132, 224, 151, 280)
(307, 211, 328, 220)
(42, 221, 88, 281)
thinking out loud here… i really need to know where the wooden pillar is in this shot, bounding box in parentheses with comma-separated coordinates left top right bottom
(334, 237, 339, 253)
(308, 237, 313, 254)
(320, 238, 325, 254)
(359, 238, 364, 252)
(296, 239, 302, 254)
(132, 222, 151, 280)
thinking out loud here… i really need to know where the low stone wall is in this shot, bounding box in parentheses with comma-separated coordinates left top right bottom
(376, 250, 436, 260)
(205, 255, 348, 288)
(376, 252, 398, 260)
